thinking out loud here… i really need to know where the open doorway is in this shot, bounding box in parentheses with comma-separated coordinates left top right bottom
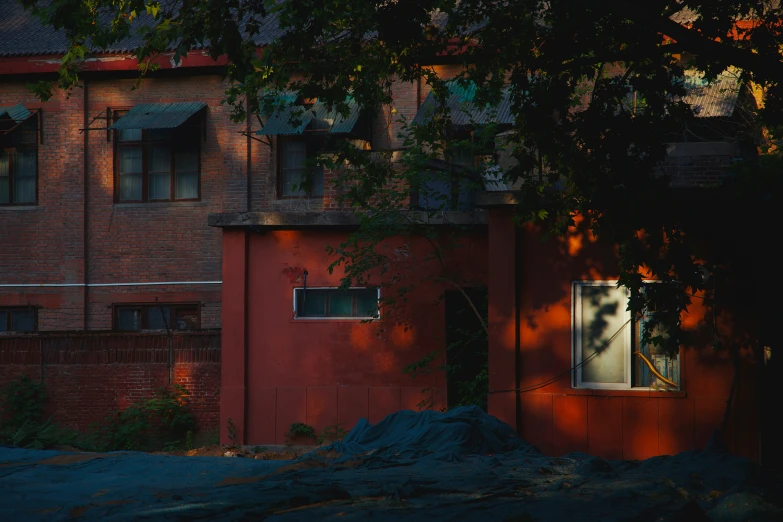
(444, 286, 489, 411)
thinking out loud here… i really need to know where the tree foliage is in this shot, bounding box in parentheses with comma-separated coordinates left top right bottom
(21, 0, 783, 350)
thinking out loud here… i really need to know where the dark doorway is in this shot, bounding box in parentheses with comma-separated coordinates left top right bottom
(445, 286, 489, 410)
(760, 322, 783, 469)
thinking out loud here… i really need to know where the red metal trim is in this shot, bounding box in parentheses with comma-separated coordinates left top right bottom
(0, 52, 228, 75)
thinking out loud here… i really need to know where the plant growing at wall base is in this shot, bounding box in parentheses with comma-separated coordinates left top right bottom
(285, 422, 315, 445)
(226, 417, 237, 447)
(90, 384, 197, 452)
(317, 424, 348, 446)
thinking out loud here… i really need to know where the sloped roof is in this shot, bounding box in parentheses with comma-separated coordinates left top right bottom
(413, 81, 515, 127)
(0, 0, 283, 57)
(682, 68, 743, 118)
(109, 102, 207, 130)
(0, 104, 32, 123)
(257, 96, 361, 135)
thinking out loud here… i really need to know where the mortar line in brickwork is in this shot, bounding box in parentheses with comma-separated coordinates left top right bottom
(0, 281, 222, 287)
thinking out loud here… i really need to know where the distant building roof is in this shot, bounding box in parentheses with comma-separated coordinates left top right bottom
(682, 68, 743, 118)
(413, 81, 515, 127)
(0, 0, 283, 57)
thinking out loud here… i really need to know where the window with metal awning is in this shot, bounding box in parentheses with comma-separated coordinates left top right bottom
(107, 102, 207, 203)
(410, 81, 514, 211)
(1, 104, 41, 206)
(256, 94, 364, 198)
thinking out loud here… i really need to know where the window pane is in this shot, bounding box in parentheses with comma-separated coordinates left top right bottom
(635, 318, 679, 388)
(10, 310, 35, 332)
(0, 151, 8, 204)
(117, 308, 141, 331)
(356, 288, 379, 317)
(311, 166, 325, 196)
(580, 285, 628, 384)
(14, 150, 36, 203)
(119, 147, 142, 201)
(147, 306, 172, 330)
(175, 149, 199, 199)
(174, 308, 199, 331)
(149, 146, 172, 200)
(329, 291, 354, 317)
(281, 141, 307, 196)
(119, 129, 142, 141)
(0, 311, 7, 332)
(420, 175, 453, 210)
(297, 290, 327, 317)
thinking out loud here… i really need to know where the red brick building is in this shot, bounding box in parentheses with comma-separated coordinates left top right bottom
(1, 2, 771, 465)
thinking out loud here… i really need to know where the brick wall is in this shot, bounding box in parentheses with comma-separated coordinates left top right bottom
(0, 332, 220, 433)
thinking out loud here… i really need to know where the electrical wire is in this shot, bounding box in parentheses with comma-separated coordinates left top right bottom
(488, 317, 633, 394)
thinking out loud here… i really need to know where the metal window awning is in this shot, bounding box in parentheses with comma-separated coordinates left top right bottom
(413, 81, 515, 127)
(681, 67, 743, 118)
(0, 103, 32, 124)
(257, 95, 361, 136)
(109, 101, 207, 130)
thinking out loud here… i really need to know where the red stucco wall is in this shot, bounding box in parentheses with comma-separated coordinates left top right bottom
(220, 228, 488, 445)
(487, 209, 758, 461)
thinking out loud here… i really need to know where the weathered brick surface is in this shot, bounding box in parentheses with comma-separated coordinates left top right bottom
(0, 333, 220, 433)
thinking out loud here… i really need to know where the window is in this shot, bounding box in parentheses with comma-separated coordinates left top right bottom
(412, 140, 480, 211)
(114, 114, 200, 203)
(278, 137, 324, 197)
(114, 303, 200, 331)
(0, 117, 38, 205)
(573, 281, 679, 390)
(293, 288, 379, 319)
(0, 307, 37, 333)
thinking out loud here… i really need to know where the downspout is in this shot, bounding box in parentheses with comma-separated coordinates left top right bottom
(246, 96, 252, 211)
(83, 80, 89, 331)
(514, 224, 522, 435)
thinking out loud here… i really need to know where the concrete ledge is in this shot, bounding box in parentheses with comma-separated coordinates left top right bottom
(666, 141, 738, 158)
(208, 210, 488, 229)
(474, 191, 521, 207)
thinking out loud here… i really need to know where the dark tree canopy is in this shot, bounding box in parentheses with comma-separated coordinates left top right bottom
(21, 0, 783, 350)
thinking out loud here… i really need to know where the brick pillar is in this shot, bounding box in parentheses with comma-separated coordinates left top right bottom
(487, 207, 519, 431)
(220, 229, 248, 444)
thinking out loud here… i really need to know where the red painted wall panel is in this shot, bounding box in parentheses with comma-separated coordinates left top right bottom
(276, 387, 308, 445)
(307, 386, 338, 433)
(587, 396, 624, 460)
(494, 215, 759, 461)
(552, 395, 587, 456)
(369, 387, 402, 424)
(246, 387, 277, 445)
(338, 387, 369, 433)
(622, 397, 660, 460)
(658, 398, 695, 456)
(225, 228, 487, 444)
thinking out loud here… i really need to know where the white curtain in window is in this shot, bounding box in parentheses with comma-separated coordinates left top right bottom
(0, 151, 9, 204)
(175, 149, 199, 199)
(579, 285, 629, 385)
(14, 150, 36, 203)
(119, 147, 143, 201)
(148, 146, 171, 200)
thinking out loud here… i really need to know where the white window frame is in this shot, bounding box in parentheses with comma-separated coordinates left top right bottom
(572, 280, 632, 390)
(292, 286, 381, 320)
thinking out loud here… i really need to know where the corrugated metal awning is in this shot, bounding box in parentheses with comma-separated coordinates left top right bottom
(0, 103, 32, 123)
(681, 67, 743, 118)
(413, 81, 514, 126)
(109, 102, 207, 130)
(257, 95, 361, 135)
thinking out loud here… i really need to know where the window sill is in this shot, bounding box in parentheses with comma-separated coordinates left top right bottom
(114, 201, 207, 209)
(566, 388, 687, 398)
(0, 205, 40, 211)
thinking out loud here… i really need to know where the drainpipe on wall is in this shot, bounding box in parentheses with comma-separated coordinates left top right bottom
(246, 96, 252, 212)
(514, 225, 522, 435)
(83, 79, 90, 331)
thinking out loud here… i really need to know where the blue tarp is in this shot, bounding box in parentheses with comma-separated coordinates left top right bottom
(1, 406, 780, 521)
